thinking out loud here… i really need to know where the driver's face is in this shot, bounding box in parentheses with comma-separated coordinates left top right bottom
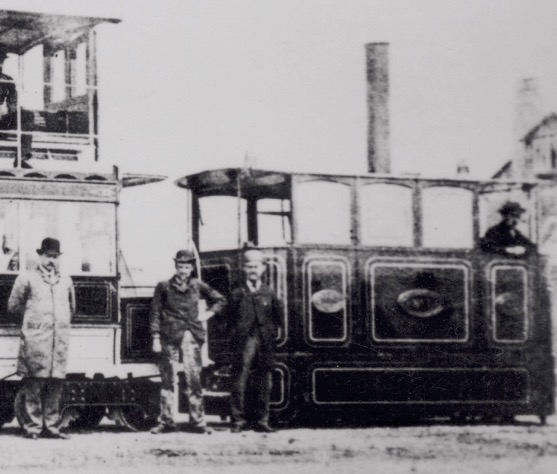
(175, 262, 194, 280)
(504, 215, 520, 228)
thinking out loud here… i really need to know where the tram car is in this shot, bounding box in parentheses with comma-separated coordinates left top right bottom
(0, 8, 554, 431)
(167, 167, 555, 425)
(0, 10, 163, 431)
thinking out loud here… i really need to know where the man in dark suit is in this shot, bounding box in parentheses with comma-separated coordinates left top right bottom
(228, 249, 284, 433)
(480, 201, 535, 257)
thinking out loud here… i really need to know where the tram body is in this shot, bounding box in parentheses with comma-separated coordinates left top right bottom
(0, 9, 553, 430)
(171, 168, 555, 424)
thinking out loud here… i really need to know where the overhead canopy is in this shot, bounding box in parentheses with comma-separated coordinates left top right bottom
(122, 173, 167, 188)
(175, 168, 291, 200)
(0, 9, 120, 55)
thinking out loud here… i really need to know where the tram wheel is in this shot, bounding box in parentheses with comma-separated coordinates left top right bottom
(61, 406, 106, 431)
(0, 409, 14, 429)
(112, 406, 157, 432)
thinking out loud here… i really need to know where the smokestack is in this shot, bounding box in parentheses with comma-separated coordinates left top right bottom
(366, 43, 390, 173)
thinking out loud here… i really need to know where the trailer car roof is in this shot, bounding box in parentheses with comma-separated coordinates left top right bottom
(0, 9, 120, 55)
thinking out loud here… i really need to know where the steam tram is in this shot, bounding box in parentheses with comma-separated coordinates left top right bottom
(0, 8, 553, 432)
(172, 168, 555, 425)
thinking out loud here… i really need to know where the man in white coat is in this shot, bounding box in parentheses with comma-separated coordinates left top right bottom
(9, 237, 75, 439)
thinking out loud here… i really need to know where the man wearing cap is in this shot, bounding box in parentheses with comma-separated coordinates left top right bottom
(480, 201, 536, 257)
(0, 44, 17, 129)
(227, 249, 284, 433)
(149, 249, 226, 434)
(8, 238, 75, 439)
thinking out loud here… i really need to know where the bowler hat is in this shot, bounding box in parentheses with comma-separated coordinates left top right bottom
(498, 201, 526, 217)
(174, 249, 196, 263)
(37, 237, 61, 256)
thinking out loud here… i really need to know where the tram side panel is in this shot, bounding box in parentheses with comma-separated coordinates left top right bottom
(291, 247, 554, 422)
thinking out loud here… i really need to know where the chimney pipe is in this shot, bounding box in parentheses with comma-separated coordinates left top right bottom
(366, 43, 390, 173)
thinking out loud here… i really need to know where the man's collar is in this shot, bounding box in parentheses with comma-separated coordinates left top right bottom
(246, 280, 262, 292)
(38, 264, 58, 275)
(171, 274, 191, 289)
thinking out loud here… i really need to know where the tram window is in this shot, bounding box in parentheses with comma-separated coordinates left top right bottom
(79, 203, 116, 274)
(295, 181, 351, 245)
(21, 45, 45, 110)
(71, 42, 87, 97)
(50, 50, 66, 103)
(492, 266, 528, 343)
(479, 192, 532, 241)
(306, 258, 348, 342)
(257, 199, 291, 247)
(199, 196, 248, 252)
(360, 183, 413, 247)
(422, 187, 473, 248)
(22, 201, 116, 275)
(0, 201, 20, 272)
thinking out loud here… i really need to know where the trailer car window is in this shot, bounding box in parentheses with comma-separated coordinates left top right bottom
(0, 201, 20, 271)
(22, 201, 116, 275)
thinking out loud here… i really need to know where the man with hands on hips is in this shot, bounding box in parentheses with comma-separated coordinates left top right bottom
(149, 249, 226, 434)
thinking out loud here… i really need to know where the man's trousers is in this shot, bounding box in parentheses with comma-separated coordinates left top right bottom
(157, 330, 206, 427)
(15, 378, 64, 435)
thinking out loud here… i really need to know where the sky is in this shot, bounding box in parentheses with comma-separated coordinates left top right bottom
(3, 0, 557, 281)
(4, 0, 557, 179)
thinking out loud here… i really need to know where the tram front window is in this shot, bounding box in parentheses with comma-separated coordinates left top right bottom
(199, 196, 248, 252)
(257, 199, 291, 247)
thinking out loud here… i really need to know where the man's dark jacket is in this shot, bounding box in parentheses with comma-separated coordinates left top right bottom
(226, 283, 284, 366)
(480, 221, 536, 256)
(150, 276, 226, 345)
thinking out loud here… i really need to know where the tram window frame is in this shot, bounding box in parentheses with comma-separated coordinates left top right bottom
(0, 199, 116, 277)
(256, 198, 292, 247)
(478, 191, 534, 244)
(489, 263, 529, 343)
(1, 35, 98, 166)
(421, 185, 475, 249)
(264, 254, 289, 346)
(359, 182, 414, 247)
(197, 195, 248, 252)
(304, 256, 350, 344)
(293, 178, 353, 246)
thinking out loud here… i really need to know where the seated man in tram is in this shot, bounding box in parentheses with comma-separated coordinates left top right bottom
(0, 44, 17, 130)
(480, 201, 536, 257)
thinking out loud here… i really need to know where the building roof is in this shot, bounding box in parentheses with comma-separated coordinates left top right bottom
(0, 9, 120, 55)
(522, 112, 557, 145)
(491, 112, 557, 179)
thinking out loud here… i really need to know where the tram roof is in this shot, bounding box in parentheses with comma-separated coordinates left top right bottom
(175, 168, 539, 200)
(0, 9, 120, 55)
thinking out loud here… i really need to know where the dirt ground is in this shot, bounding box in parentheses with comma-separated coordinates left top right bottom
(1, 414, 556, 474)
